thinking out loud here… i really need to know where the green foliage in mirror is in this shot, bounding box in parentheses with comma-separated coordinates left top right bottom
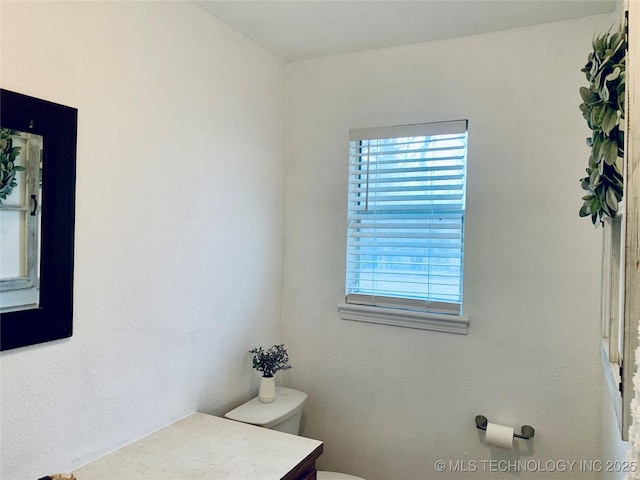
(579, 28, 626, 225)
(0, 128, 24, 204)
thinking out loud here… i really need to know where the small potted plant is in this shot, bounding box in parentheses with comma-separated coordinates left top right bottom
(249, 343, 292, 403)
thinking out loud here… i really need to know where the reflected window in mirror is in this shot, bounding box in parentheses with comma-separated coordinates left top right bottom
(1, 129, 43, 312)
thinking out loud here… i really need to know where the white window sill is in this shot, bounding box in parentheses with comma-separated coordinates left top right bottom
(337, 302, 469, 335)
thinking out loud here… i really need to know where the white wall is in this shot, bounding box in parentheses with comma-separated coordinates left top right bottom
(0, 2, 286, 479)
(283, 15, 616, 480)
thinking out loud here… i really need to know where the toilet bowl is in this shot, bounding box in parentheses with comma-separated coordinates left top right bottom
(225, 387, 365, 480)
(316, 473, 364, 480)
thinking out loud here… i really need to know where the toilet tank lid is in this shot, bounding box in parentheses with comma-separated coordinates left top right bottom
(224, 387, 307, 428)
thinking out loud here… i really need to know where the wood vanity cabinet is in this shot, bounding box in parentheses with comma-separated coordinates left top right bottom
(73, 413, 323, 480)
(282, 444, 323, 480)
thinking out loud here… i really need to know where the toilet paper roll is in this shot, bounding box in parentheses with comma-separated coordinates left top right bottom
(485, 422, 514, 450)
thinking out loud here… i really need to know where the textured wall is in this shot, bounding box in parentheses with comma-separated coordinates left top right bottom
(0, 2, 286, 479)
(283, 14, 616, 480)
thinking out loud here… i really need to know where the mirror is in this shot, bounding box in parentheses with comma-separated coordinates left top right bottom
(0, 89, 77, 351)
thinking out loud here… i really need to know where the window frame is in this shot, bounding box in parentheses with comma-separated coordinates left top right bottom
(339, 120, 469, 334)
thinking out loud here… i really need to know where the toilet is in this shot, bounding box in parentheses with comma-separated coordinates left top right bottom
(225, 387, 365, 480)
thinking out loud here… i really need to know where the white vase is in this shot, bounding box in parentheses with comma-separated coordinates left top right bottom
(259, 376, 276, 403)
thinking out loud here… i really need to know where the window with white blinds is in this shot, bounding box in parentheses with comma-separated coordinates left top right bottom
(345, 120, 468, 316)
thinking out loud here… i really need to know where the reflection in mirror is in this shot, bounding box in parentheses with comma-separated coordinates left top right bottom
(0, 129, 43, 312)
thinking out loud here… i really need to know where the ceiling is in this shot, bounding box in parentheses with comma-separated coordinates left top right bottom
(195, 0, 616, 62)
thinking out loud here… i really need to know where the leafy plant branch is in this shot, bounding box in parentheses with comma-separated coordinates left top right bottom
(0, 128, 24, 204)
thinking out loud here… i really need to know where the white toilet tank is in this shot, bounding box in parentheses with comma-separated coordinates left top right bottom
(224, 387, 307, 435)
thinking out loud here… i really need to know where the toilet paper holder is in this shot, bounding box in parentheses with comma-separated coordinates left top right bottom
(475, 415, 535, 440)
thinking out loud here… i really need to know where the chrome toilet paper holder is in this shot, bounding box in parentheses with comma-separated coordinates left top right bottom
(475, 415, 535, 440)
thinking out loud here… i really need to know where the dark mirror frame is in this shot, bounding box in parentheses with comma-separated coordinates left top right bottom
(0, 89, 77, 351)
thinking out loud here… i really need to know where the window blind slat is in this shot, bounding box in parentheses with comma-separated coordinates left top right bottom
(349, 174, 464, 186)
(351, 184, 465, 195)
(349, 216, 463, 224)
(350, 230, 462, 239)
(349, 164, 465, 177)
(347, 260, 462, 267)
(349, 163, 463, 176)
(347, 251, 462, 260)
(350, 205, 464, 213)
(351, 225, 462, 231)
(349, 193, 464, 203)
(350, 148, 465, 160)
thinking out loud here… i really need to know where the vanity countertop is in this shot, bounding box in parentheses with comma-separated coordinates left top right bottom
(74, 412, 323, 479)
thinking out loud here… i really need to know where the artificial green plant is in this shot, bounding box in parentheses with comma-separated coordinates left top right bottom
(249, 344, 292, 378)
(0, 128, 24, 205)
(578, 28, 626, 225)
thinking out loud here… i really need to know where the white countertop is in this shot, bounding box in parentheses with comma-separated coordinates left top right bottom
(74, 412, 323, 479)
